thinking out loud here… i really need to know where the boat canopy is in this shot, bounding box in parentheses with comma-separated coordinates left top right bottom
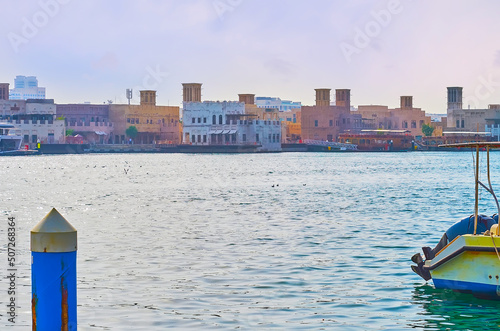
(439, 142, 500, 149)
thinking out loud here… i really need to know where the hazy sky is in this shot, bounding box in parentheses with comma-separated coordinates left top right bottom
(2, 0, 500, 112)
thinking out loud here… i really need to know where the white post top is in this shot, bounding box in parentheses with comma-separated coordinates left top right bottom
(31, 208, 77, 253)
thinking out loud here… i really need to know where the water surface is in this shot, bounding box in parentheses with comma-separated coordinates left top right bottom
(2, 151, 500, 330)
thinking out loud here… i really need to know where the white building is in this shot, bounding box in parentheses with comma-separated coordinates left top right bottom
(9, 76, 46, 100)
(0, 99, 65, 146)
(255, 96, 301, 112)
(183, 101, 282, 152)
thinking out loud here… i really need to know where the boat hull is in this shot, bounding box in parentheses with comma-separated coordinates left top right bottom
(425, 235, 500, 298)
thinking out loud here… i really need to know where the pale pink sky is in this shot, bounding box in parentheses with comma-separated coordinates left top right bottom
(2, 0, 500, 113)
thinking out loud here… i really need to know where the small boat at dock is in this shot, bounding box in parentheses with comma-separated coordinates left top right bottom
(411, 142, 500, 298)
(0, 123, 23, 154)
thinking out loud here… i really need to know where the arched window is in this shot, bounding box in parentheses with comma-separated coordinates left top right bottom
(212, 115, 216, 124)
(219, 115, 223, 124)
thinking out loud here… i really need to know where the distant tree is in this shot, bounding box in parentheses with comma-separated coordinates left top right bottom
(65, 129, 74, 136)
(126, 126, 138, 139)
(422, 124, 434, 137)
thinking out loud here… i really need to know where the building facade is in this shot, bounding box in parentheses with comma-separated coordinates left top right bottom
(356, 96, 431, 137)
(110, 90, 180, 144)
(182, 85, 282, 151)
(447, 87, 500, 138)
(9, 76, 46, 100)
(301, 88, 363, 141)
(255, 96, 301, 111)
(0, 99, 64, 146)
(56, 103, 113, 144)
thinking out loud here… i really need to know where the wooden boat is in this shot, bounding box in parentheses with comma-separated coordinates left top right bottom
(412, 142, 500, 298)
(338, 130, 414, 151)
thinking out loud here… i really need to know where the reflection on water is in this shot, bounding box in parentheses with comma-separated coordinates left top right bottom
(2, 152, 500, 329)
(411, 285, 500, 330)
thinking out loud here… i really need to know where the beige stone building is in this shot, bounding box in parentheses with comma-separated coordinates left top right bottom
(357, 96, 431, 137)
(447, 87, 500, 137)
(301, 88, 363, 141)
(110, 90, 180, 144)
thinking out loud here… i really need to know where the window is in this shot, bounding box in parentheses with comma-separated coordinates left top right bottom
(32, 135, 37, 143)
(197, 135, 201, 143)
(136, 118, 139, 124)
(419, 120, 424, 128)
(272, 134, 275, 143)
(411, 120, 416, 128)
(276, 134, 280, 142)
(242, 134, 246, 142)
(329, 120, 333, 127)
(203, 135, 207, 143)
(256, 133, 260, 142)
(192, 135, 196, 143)
(131, 118, 135, 124)
(461, 119, 465, 128)
(127, 118, 131, 123)
(198, 118, 201, 123)
(192, 118, 196, 123)
(219, 115, 223, 124)
(314, 120, 318, 127)
(456, 120, 460, 128)
(212, 115, 216, 124)
(203, 117, 207, 123)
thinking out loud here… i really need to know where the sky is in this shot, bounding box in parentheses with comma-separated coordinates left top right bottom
(2, 0, 500, 113)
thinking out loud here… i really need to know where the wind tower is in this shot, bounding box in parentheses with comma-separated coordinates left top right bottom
(238, 94, 255, 105)
(400, 96, 413, 110)
(335, 89, 351, 109)
(447, 87, 463, 110)
(315, 88, 331, 107)
(140, 90, 156, 106)
(182, 83, 202, 102)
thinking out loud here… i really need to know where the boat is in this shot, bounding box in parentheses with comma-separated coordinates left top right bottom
(0, 123, 23, 154)
(338, 130, 414, 151)
(411, 142, 500, 298)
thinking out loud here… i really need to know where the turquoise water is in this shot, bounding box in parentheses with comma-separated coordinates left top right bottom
(2, 152, 500, 330)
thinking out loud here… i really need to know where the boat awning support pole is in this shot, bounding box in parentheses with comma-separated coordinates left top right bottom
(474, 145, 479, 235)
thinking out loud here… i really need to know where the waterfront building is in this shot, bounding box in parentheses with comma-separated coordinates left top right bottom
(301, 88, 363, 142)
(0, 83, 9, 100)
(9, 76, 46, 100)
(357, 96, 431, 138)
(109, 90, 180, 144)
(277, 109, 301, 142)
(255, 96, 301, 111)
(446, 87, 500, 139)
(182, 84, 282, 152)
(56, 103, 113, 144)
(0, 98, 64, 146)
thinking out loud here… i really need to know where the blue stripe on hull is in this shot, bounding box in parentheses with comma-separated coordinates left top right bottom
(433, 278, 500, 297)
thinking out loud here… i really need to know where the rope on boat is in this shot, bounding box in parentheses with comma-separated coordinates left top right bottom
(490, 232, 500, 262)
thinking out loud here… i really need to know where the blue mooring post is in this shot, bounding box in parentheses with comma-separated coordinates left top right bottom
(31, 208, 77, 330)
